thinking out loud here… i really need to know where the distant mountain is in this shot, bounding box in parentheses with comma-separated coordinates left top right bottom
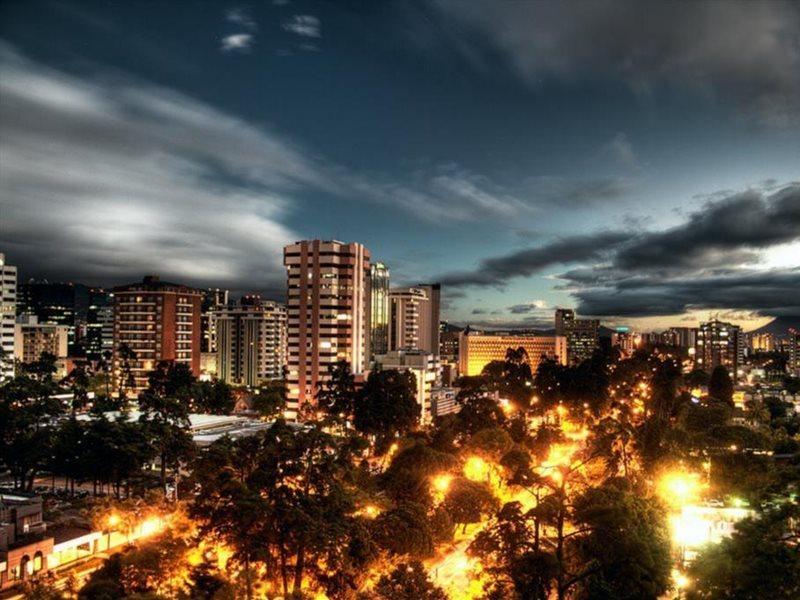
(748, 316, 800, 338)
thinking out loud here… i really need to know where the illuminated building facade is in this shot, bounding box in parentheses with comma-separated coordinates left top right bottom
(84, 288, 114, 360)
(112, 276, 202, 393)
(458, 331, 567, 376)
(748, 332, 775, 353)
(0, 253, 16, 381)
(17, 281, 87, 356)
(369, 262, 390, 358)
(14, 315, 68, 364)
(389, 287, 430, 352)
(283, 240, 371, 419)
(200, 288, 229, 354)
(662, 326, 697, 349)
(216, 296, 287, 387)
(789, 329, 799, 375)
(694, 319, 742, 378)
(554, 308, 599, 365)
(611, 328, 640, 357)
(416, 283, 441, 355)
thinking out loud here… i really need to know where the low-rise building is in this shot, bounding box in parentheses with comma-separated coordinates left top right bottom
(458, 331, 567, 377)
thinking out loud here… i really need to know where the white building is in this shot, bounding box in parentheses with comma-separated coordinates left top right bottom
(0, 253, 17, 381)
(216, 297, 287, 387)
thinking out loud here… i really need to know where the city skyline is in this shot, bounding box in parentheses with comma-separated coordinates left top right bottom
(1, 0, 799, 332)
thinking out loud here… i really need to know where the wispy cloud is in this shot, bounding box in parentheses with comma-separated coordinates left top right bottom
(0, 43, 561, 289)
(221, 33, 254, 53)
(221, 7, 257, 53)
(283, 15, 321, 38)
(602, 132, 638, 168)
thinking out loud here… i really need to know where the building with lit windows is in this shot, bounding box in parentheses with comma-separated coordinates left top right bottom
(283, 240, 371, 419)
(611, 327, 640, 357)
(17, 281, 88, 356)
(112, 276, 202, 393)
(14, 315, 68, 364)
(83, 288, 114, 360)
(0, 253, 16, 381)
(389, 287, 430, 352)
(661, 326, 697, 349)
(458, 330, 567, 376)
(216, 296, 287, 387)
(417, 283, 441, 355)
(369, 262, 390, 359)
(200, 288, 229, 354)
(694, 319, 742, 378)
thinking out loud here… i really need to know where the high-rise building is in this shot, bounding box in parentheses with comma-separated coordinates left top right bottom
(216, 296, 287, 387)
(748, 333, 775, 353)
(458, 330, 567, 377)
(283, 240, 371, 419)
(14, 315, 69, 364)
(789, 329, 799, 376)
(0, 253, 17, 381)
(17, 281, 89, 356)
(112, 276, 202, 393)
(661, 326, 697, 349)
(611, 327, 640, 357)
(695, 319, 742, 378)
(389, 287, 430, 352)
(370, 262, 390, 359)
(417, 283, 441, 355)
(439, 323, 461, 362)
(374, 349, 439, 425)
(201, 288, 229, 354)
(554, 309, 599, 365)
(555, 308, 574, 336)
(83, 288, 114, 360)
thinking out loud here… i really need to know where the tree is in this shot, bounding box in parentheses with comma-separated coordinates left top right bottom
(251, 379, 286, 419)
(708, 366, 733, 406)
(192, 379, 235, 415)
(316, 360, 357, 420)
(354, 368, 419, 449)
(371, 502, 434, 557)
(481, 347, 534, 409)
(138, 361, 195, 489)
(688, 505, 800, 600)
(373, 561, 447, 600)
(453, 377, 506, 436)
(117, 343, 137, 399)
(569, 480, 671, 599)
(443, 477, 499, 532)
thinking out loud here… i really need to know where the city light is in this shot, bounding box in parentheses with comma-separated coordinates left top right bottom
(463, 456, 490, 481)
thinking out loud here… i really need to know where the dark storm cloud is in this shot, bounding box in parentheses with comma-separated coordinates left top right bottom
(430, 0, 800, 125)
(615, 185, 800, 271)
(574, 268, 800, 317)
(438, 231, 632, 288)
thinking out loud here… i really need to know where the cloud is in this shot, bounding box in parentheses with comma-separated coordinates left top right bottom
(0, 44, 567, 290)
(221, 33, 254, 53)
(602, 132, 637, 168)
(508, 300, 548, 314)
(614, 185, 800, 272)
(523, 176, 635, 208)
(428, 0, 800, 125)
(283, 15, 321, 38)
(226, 8, 257, 30)
(574, 268, 800, 317)
(438, 231, 633, 288)
(221, 7, 257, 53)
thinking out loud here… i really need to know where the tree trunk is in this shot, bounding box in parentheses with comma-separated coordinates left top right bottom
(293, 542, 306, 592)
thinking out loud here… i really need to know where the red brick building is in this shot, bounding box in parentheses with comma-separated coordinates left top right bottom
(112, 276, 202, 394)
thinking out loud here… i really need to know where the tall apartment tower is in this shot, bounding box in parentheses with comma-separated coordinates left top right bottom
(112, 276, 202, 394)
(283, 240, 371, 419)
(0, 254, 17, 381)
(417, 283, 441, 355)
(370, 262, 390, 359)
(389, 287, 430, 352)
(555, 308, 575, 336)
(200, 288, 229, 353)
(216, 296, 287, 387)
(695, 319, 742, 379)
(554, 308, 598, 365)
(85, 288, 114, 360)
